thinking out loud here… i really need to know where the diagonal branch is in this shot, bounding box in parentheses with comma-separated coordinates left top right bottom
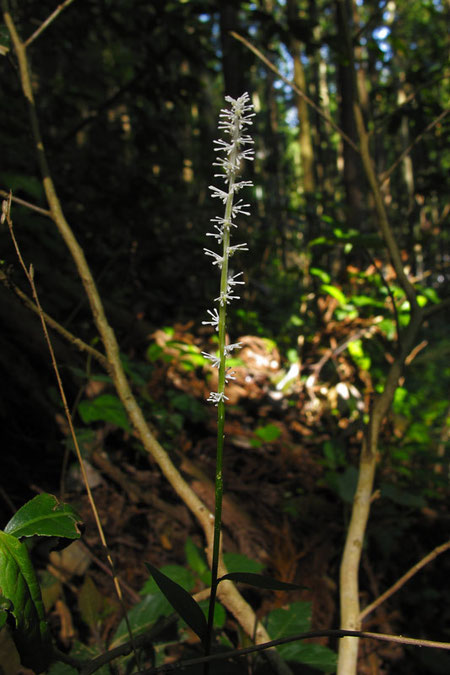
(360, 540, 450, 622)
(24, 0, 76, 47)
(0, 267, 109, 369)
(230, 31, 360, 153)
(0, 188, 51, 217)
(379, 108, 450, 186)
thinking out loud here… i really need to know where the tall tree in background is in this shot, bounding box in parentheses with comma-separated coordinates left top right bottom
(335, 0, 365, 230)
(286, 0, 316, 196)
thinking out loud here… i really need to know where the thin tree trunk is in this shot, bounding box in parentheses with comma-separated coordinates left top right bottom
(286, 0, 316, 196)
(335, 0, 364, 230)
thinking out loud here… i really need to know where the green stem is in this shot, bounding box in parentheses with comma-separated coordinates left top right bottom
(205, 124, 239, 669)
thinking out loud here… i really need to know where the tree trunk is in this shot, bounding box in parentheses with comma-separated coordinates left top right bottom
(335, 0, 364, 230)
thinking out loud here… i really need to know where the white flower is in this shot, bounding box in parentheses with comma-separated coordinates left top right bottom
(207, 391, 229, 406)
(203, 248, 224, 267)
(202, 351, 221, 368)
(208, 185, 229, 203)
(225, 368, 236, 383)
(224, 343, 242, 356)
(227, 272, 244, 293)
(202, 308, 220, 331)
(215, 290, 240, 305)
(231, 200, 251, 217)
(228, 243, 249, 256)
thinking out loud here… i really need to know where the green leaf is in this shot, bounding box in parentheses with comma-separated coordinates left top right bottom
(185, 537, 209, 582)
(78, 394, 131, 431)
(0, 172, 44, 200)
(310, 267, 330, 283)
(146, 343, 165, 362)
(0, 531, 52, 673)
(321, 284, 348, 306)
(218, 572, 301, 591)
(253, 423, 281, 443)
(222, 552, 264, 575)
(140, 564, 195, 596)
(348, 339, 371, 371)
(145, 563, 207, 646)
(266, 601, 311, 638)
(380, 483, 426, 508)
(198, 599, 226, 629)
(78, 575, 113, 629)
(110, 594, 172, 649)
(277, 641, 337, 672)
(327, 466, 358, 503)
(4, 494, 83, 540)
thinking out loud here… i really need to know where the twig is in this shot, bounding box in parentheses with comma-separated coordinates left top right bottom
(0, 188, 51, 217)
(24, 0, 76, 47)
(360, 540, 450, 622)
(230, 31, 360, 153)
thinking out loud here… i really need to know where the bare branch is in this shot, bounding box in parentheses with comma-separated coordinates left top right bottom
(0, 188, 51, 217)
(360, 540, 450, 622)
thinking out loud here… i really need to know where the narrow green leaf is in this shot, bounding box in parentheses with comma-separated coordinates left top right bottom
(310, 267, 330, 283)
(217, 572, 301, 591)
(140, 564, 195, 596)
(145, 563, 207, 645)
(0, 531, 52, 673)
(4, 494, 83, 540)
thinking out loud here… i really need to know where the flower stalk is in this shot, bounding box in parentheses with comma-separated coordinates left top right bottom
(202, 93, 255, 661)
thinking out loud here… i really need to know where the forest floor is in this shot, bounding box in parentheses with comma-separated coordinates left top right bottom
(3, 320, 448, 675)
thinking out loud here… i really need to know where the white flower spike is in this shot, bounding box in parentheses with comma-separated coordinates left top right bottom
(203, 93, 254, 404)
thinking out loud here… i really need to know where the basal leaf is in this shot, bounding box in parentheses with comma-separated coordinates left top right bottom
(4, 494, 83, 540)
(0, 531, 52, 673)
(145, 563, 207, 645)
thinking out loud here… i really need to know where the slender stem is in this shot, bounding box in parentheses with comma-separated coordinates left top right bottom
(205, 113, 240, 664)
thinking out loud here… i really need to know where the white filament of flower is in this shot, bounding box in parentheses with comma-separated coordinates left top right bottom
(203, 93, 254, 405)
